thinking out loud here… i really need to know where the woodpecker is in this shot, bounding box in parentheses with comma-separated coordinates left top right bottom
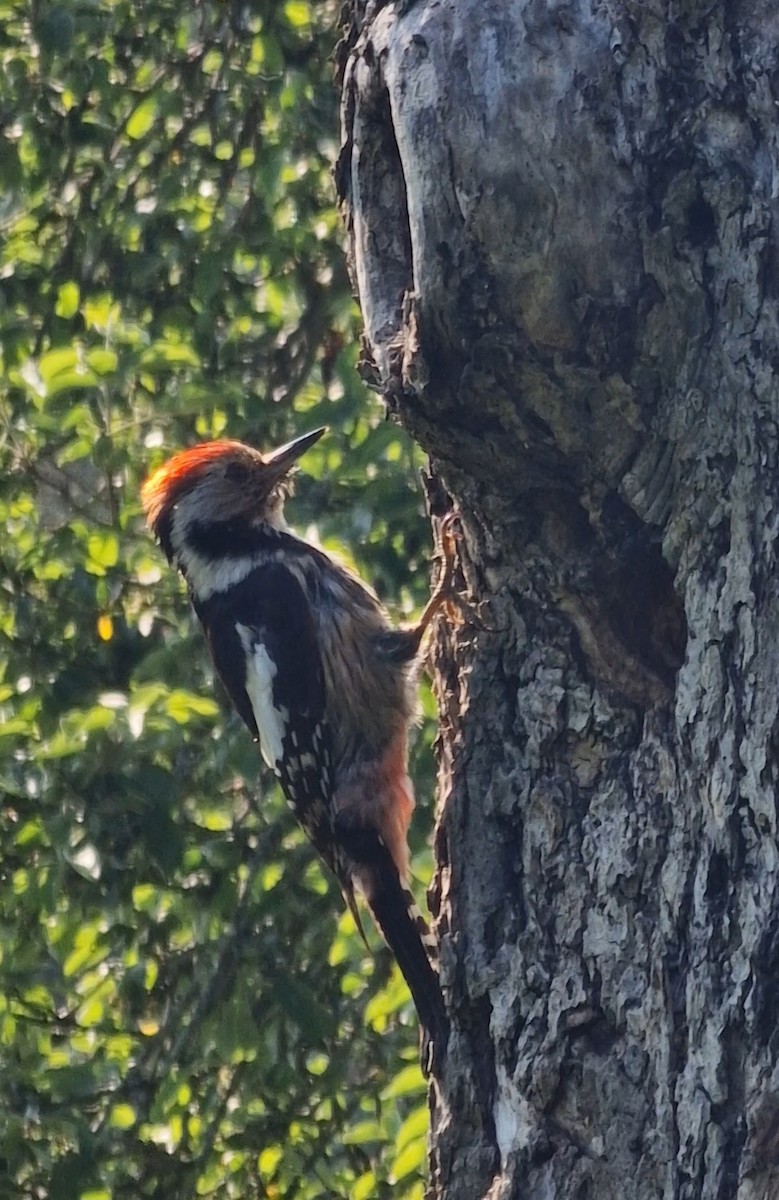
(141, 428, 452, 1057)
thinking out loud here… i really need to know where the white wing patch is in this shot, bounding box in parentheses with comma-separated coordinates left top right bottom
(236, 624, 288, 769)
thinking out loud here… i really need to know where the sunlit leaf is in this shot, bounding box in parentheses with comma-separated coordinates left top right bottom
(395, 1104, 428, 1153)
(165, 690, 220, 723)
(97, 614, 114, 641)
(258, 1145, 283, 1177)
(284, 2, 310, 27)
(86, 348, 119, 375)
(353, 1172, 377, 1200)
(343, 1120, 382, 1146)
(382, 1063, 425, 1100)
(87, 532, 119, 569)
(127, 96, 158, 139)
(39, 346, 79, 381)
(110, 1103, 137, 1129)
(55, 281, 80, 318)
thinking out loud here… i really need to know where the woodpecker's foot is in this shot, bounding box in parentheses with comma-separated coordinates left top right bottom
(439, 516, 492, 638)
(409, 511, 465, 647)
(435, 510, 461, 586)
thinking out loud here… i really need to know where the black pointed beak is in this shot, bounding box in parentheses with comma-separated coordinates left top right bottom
(262, 427, 327, 482)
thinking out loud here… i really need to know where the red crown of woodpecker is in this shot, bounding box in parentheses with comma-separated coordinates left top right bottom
(141, 441, 248, 529)
(141, 428, 327, 530)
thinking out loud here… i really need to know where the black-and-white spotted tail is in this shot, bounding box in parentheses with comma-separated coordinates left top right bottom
(337, 823, 449, 1060)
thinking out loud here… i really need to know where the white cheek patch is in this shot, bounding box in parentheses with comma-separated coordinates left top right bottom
(184, 551, 257, 600)
(236, 625, 288, 769)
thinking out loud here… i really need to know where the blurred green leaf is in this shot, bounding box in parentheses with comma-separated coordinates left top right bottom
(87, 532, 119, 569)
(382, 1063, 426, 1101)
(396, 1104, 429, 1154)
(343, 1120, 382, 1147)
(126, 97, 158, 140)
(55, 282, 80, 319)
(391, 1136, 427, 1183)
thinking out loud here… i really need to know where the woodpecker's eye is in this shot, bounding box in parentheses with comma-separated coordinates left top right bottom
(225, 461, 250, 484)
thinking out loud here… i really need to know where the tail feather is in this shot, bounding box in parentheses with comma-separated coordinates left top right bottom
(364, 864, 449, 1056)
(343, 882, 378, 955)
(335, 825, 448, 1060)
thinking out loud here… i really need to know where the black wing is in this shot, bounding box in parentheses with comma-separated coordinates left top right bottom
(194, 561, 338, 870)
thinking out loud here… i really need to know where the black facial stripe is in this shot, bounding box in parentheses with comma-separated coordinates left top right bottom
(187, 519, 284, 560)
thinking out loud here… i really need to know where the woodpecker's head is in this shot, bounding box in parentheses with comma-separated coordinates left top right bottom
(141, 427, 326, 560)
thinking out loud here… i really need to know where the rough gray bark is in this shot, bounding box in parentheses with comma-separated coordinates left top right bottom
(338, 3, 779, 1199)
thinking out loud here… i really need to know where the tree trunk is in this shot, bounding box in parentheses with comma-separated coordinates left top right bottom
(338, 2, 779, 1197)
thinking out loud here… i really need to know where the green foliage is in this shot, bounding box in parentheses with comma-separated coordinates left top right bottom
(0, 2, 435, 1195)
